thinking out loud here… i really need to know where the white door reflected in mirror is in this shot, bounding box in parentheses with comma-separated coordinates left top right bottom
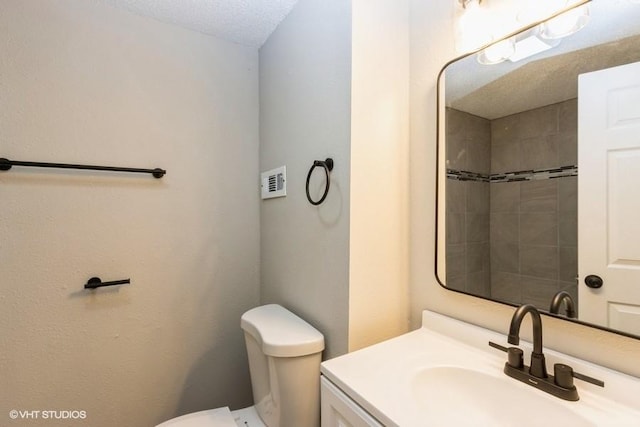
(578, 61, 640, 336)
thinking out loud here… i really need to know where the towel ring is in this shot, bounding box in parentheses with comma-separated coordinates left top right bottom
(306, 158, 334, 206)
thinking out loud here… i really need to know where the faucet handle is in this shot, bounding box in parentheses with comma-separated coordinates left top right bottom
(507, 347, 524, 368)
(554, 364, 605, 388)
(488, 341, 523, 368)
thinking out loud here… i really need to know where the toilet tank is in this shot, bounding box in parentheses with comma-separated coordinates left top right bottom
(241, 304, 325, 427)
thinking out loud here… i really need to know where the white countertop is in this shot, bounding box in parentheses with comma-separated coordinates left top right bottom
(321, 310, 640, 426)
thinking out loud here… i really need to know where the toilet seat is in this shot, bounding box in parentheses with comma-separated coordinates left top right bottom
(156, 407, 237, 427)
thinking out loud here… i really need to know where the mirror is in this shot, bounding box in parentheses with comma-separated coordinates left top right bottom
(437, 0, 640, 338)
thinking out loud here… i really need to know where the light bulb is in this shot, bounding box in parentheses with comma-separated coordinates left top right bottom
(540, 4, 590, 39)
(477, 38, 516, 65)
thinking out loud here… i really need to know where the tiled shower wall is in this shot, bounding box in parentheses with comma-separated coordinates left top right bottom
(445, 108, 491, 297)
(445, 100, 578, 311)
(490, 99, 578, 311)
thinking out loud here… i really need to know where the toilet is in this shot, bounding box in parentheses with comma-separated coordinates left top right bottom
(157, 304, 325, 427)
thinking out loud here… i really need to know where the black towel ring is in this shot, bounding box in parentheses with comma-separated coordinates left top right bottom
(306, 158, 334, 206)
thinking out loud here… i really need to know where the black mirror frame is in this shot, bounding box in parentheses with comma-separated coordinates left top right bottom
(433, 0, 640, 341)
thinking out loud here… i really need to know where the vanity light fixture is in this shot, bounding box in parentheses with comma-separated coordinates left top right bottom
(477, 27, 560, 65)
(540, 4, 590, 39)
(477, 37, 515, 65)
(476, 2, 589, 65)
(507, 29, 561, 62)
(456, 0, 492, 53)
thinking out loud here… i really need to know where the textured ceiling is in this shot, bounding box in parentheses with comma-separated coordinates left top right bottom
(451, 35, 640, 119)
(104, 0, 299, 47)
(445, 0, 640, 119)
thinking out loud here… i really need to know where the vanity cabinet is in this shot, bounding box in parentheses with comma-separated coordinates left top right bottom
(321, 376, 383, 427)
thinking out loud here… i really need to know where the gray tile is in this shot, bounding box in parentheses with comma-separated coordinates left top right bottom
(446, 179, 466, 214)
(446, 213, 465, 245)
(554, 131, 578, 167)
(446, 134, 467, 171)
(467, 242, 489, 273)
(447, 108, 491, 174)
(447, 274, 466, 292)
(467, 269, 491, 298)
(559, 213, 577, 247)
(467, 138, 491, 174)
(490, 213, 519, 243)
(492, 114, 520, 147)
(520, 213, 558, 246)
(521, 180, 558, 212)
(558, 177, 577, 212)
(491, 271, 522, 304)
(446, 108, 465, 141)
(558, 98, 577, 135)
(559, 281, 578, 292)
(520, 135, 559, 171)
(491, 141, 521, 173)
(559, 246, 578, 282)
(467, 181, 489, 213)
(446, 110, 467, 171)
(521, 245, 558, 279)
(446, 244, 466, 279)
(466, 213, 489, 243)
(448, 108, 490, 143)
(466, 112, 492, 142)
(517, 104, 559, 139)
(491, 242, 519, 274)
(490, 182, 520, 213)
(521, 275, 559, 311)
(482, 243, 491, 271)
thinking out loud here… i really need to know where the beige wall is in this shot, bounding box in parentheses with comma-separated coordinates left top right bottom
(409, 0, 640, 378)
(0, 1, 260, 426)
(349, 0, 410, 351)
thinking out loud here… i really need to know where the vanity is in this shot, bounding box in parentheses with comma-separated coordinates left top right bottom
(320, 2, 640, 425)
(320, 310, 640, 426)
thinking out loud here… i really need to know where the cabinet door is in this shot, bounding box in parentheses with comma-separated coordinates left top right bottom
(321, 376, 384, 427)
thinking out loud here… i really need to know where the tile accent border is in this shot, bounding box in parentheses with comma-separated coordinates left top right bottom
(447, 165, 577, 184)
(446, 169, 490, 182)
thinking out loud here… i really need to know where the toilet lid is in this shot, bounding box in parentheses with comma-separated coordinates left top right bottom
(156, 407, 237, 427)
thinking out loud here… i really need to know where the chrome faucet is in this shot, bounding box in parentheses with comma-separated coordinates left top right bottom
(507, 304, 548, 378)
(488, 304, 604, 401)
(549, 291, 576, 318)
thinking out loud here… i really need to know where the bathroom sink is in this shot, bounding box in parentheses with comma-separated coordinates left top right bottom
(321, 311, 640, 427)
(412, 366, 594, 427)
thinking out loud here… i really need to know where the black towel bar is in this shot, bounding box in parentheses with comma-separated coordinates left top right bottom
(0, 157, 165, 178)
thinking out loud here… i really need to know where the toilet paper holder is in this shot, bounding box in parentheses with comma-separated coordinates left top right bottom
(84, 277, 131, 289)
